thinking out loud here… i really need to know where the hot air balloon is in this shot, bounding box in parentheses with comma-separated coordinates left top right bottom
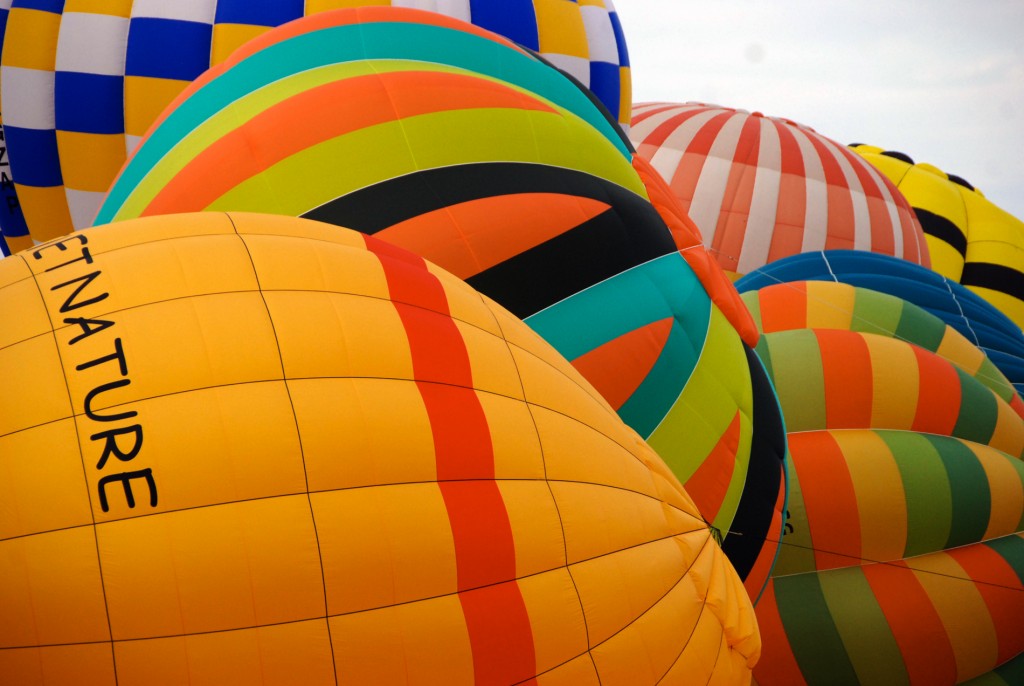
(89, 7, 786, 598)
(853, 144, 1024, 330)
(629, 102, 930, 278)
(737, 250, 1024, 396)
(740, 278, 1024, 685)
(0, 211, 760, 685)
(0, 0, 631, 250)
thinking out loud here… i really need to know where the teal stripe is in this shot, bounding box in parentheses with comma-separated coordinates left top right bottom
(617, 316, 708, 437)
(893, 301, 946, 351)
(774, 572, 861, 686)
(527, 252, 709, 360)
(96, 20, 630, 223)
(952, 367, 999, 447)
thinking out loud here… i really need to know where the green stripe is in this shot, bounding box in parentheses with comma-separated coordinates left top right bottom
(772, 452, 815, 576)
(819, 566, 910, 686)
(984, 534, 1024, 585)
(952, 367, 999, 447)
(893, 300, 947, 351)
(97, 20, 630, 223)
(960, 648, 1024, 685)
(761, 330, 825, 432)
(977, 357, 1016, 403)
(774, 572, 861, 685)
(881, 432, 952, 558)
(850, 287, 903, 338)
(924, 435, 992, 549)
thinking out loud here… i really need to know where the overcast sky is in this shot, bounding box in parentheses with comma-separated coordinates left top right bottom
(617, 0, 1024, 221)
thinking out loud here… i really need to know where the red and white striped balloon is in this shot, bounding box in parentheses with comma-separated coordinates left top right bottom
(630, 102, 930, 277)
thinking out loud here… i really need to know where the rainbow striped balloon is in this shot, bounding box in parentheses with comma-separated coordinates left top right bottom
(629, 102, 930, 278)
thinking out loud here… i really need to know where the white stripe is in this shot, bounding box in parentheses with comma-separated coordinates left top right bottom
(580, 5, 618, 63)
(65, 188, 105, 230)
(55, 13, 130, 75)
(1, 66, 56, 128)
(627, 103, 683, 141)
(794, 129, 829, 252)
(130, 0, 216, 24)
(645, 106, 720, 189)
(736, 117, 782, 274)
(689, 111, 747, 246)
(860, 156, 907, 257)
(540, 52, 589, 86)
(0, 0, 13, 11)
(393, 0, 472, 23)
(126, 134, 143, 156)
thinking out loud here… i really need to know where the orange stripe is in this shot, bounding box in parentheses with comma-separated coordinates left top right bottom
(863, 561, 957, 685)
(377, 194, 610, 281)
(144, 69, 555, 216)
(816, 330, 873, 429)
(752, 581, 809, 685)
(148, 7, 529, 134)
(365, 235, 536, 683)
(946, 544, 1024, 665)
(758, 283, 808, 333)
(910, 345, 961, 435)
(789, 431, 860, 571)
(570, 317, 673, 411)
(683, 412, 741, 523)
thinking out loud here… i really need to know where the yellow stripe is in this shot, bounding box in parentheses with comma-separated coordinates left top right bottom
(970, 442, 1024, 540)
(211, 24, 273, 66)
(909, 552, 997, 682)
(63, 0, 132, 15)
(866, 336, 918, 429)
(987, 395, 1024, 459)
(805, 281, 855, 331)
(935, 328, 984, 376)
(833, 430, 907, 564)
(534, 0, 589, 58)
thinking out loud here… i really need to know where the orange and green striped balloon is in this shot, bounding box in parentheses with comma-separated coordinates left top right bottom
(0, 212, 760, 685)
(745, 279, 1024, 684)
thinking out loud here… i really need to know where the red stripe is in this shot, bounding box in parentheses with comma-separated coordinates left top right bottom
(668, 111, 734, 209)
(711, 114, 762, 271)
(815, 330, 873, 429)
(789, 432, 861, 571)
(365, 237, 536, 683)
(766, 119, 809, 265)
(946, 543, 1024, 665)
(682, 412, 741, 523)
(909, 346, 962, 436)
(743, 477, 787, 601)
(803, 132, 856, 252)
(636, 106, 707, 148)
(863, 561, 957, 684)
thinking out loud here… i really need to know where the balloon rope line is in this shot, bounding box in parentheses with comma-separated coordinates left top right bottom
(749, 535, 1024, 592)
(743, 251, 1018, 395)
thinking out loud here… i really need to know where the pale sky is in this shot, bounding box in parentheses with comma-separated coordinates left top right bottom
(617, 0, 1024, 221)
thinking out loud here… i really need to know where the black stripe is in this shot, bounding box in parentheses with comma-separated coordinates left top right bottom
(915, 207, 967, 257)
(302, 163, 677, 318)
(721, 344, 787, 580)
(961, 261, 1024, 302)
(303, 162, 640, 231)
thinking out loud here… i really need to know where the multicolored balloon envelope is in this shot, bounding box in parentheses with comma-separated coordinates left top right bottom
(91, 8, 787, 597)
(741, 279, 1024, 685)
(852, 144, 1024, 330)
(0, 0, 631, 250)
(629, 102, 930, 278)
(0, 212, 760, 685)
(736, 250, 1024, 397)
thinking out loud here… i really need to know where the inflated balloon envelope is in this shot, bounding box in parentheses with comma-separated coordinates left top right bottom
(0, 212, 760, 685)
(90, 7, 787, 600)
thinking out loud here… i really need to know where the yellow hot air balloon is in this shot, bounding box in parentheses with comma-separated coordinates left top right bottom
(0, 212, 759, 685)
